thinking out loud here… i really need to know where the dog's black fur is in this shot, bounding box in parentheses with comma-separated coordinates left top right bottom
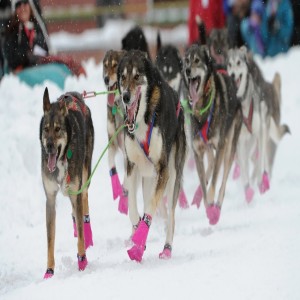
(121, 26, 151, 60)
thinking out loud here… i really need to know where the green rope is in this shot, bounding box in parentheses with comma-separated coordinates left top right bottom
(94, 89, 119, 96)
(68, 124, 126, 195)
(199, 85, 215, 116)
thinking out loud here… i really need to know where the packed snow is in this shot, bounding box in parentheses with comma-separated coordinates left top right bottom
(0, 23, 300, 299)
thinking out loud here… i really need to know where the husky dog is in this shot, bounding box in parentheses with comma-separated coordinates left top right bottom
(40, 88, 94, 278)
(183, 44, 242, 225)
(208, 28, 229, 71)
(103, 49, 128, 214)
(227, 47, 289, 200)
(156, 33, 183, 95)
(117, 50, 186, 261)
(121, 26, 151, 60)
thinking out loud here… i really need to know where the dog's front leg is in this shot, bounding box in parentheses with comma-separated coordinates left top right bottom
(43, 177, 58, 279)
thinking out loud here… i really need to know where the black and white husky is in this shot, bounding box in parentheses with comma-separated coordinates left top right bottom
(117, 50, 187, 262)
(183, 44, 242, 225)
(227, 47, 290, 201)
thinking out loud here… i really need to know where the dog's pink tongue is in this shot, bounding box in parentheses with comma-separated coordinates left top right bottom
(47, 153, 57, 173)
(189, 82, 198, 108)
(108, 93, 115, 107)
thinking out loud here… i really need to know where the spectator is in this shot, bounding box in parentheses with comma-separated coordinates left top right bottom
(3, 0, 50, 73)
(264, 0, 294, 56)
(240, 0, 266, 56)
(225, 0, 251, 48)
(188, 0, 226, 45)
(290, 0, 300, 46)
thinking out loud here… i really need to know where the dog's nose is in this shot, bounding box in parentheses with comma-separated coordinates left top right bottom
(46, 141, 55, 154)
(104, 76, 109, 86)
(122, 91, 131, 104)
(186, 68, 191, 76)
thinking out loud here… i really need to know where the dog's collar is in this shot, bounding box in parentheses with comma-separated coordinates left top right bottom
(243, 97, 254, 134)
(138, 112, 156, 159)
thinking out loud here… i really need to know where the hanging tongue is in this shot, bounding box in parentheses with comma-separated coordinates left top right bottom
(189, 81, 199, 109)
(126, 86, 141, 126)
(108, 93, 115, 106)
(47, 153, 57, 173)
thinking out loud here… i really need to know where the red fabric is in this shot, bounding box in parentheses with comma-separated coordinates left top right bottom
(188, 0, 226, 45)
(24, 26, 35, 49)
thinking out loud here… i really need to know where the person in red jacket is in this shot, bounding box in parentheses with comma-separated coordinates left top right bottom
(188, 0, 226, 45)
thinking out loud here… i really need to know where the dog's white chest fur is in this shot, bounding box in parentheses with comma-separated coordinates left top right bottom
(56, 159, 69, 196)
(125, 125, 162, 177)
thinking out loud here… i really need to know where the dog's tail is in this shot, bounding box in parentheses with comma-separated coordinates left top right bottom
(272, 72, 281, 107)
(269, 117, 291, 144)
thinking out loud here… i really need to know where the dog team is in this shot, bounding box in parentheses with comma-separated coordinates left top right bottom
(39, 26, 289, 278)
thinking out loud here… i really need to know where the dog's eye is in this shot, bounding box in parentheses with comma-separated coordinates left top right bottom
(121, 74, 126, 81)
(134, 74, 140, 81)
(44, 127, 49, 133)
(237, 61, 240, 66)
(112, 63, 117, 68)
(228, 63, 231, 68)
(55, 127, 61, 133)
(194, 58, 199, 64)
(185, 58, 189, 64)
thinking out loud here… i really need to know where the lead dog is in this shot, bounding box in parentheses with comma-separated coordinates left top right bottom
(103, 49, 128, 214)
(40, 88, 94, 278)
(183, 44, 242, 225)
(117, 50, 186, 261)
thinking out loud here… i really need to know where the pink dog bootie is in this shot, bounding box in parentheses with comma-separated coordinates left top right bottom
(232, 162, 240, 180)
(159, 244, 172, 260)
(245, 186, 254, 203)
(77, 253, 88, 271)
(191, 185, 203, 209)
(178, 189, 189, 209)
(110, 167, 123, 200)
(118, 188, 128, 215)
(127, 214, 152, 262)
(206, 204, 221, 225)
(43, 268, 54, 279)
(72, 215, 78, 237)
(259, 171, 270, 194)
(83, 215, 93, 249)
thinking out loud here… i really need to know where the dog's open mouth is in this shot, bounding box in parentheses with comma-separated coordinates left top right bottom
(107, 82, 117, 106)
(47, 145, 61, 173)
(235, 74, 242, 89)
(189, 76, 201, 108)
(125, 86, 141, 134)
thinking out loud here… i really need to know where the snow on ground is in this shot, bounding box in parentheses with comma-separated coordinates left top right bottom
(0, 28, 300, 299)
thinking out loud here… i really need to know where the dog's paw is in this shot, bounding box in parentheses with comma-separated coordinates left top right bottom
(43, 268, 54, 279)
(178, 189, 189, 209)
(159, 244, 172, 260)
(127, 245, 144, 262)
(77, 254, 88, 271)
(245, 186, 254, 203)
(191, 185, 203, 209)
(84, 218, 93, 249)
(118, 190, 128, 215)
(206, 205, 221, 225)
(232, 163, 240, 180)
(259, 172, 270, 194)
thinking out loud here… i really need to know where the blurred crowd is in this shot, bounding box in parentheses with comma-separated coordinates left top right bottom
(188, 0, 299, 57)
(0, 0, 299, 80)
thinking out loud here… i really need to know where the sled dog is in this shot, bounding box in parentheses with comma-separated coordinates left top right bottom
(40, 88, 94, 278)
(117, 50, 186, 261)
(183, 44, 242, 225)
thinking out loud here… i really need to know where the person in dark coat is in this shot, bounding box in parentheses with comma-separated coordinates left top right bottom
(3, 0, 50, 73)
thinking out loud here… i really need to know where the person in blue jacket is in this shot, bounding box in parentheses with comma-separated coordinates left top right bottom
(240, 0, 266, 56)
(264, 0, 294, 57)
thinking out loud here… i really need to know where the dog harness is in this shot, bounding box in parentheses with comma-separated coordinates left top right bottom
(198, 100, 215, 143)
(243, 98, 253, 134)
(139, 112, 156, 158)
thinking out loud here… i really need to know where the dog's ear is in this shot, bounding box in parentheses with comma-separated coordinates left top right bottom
(240, 46, 248, 61)
(203, 45, 213, 70)
(156, 31, 162, 54)
(43, 87, 51, 113)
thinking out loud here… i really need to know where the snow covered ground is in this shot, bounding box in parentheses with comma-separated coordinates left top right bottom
(0, 24, 300, 299)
